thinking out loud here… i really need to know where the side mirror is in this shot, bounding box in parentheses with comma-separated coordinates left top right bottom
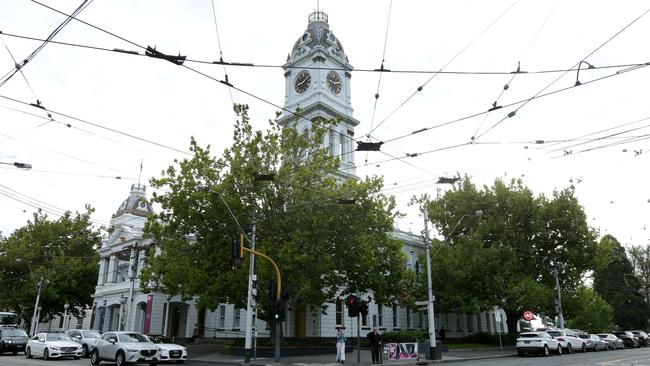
(108, 339, 116, 344)
(75, 336, 82, 340)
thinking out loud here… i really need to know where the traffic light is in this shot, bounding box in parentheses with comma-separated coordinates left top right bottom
(359, 300, 369, 316)
(273, 290, 288, 322)
(231, 234, 244, 266)
(347, 295, 359, 317)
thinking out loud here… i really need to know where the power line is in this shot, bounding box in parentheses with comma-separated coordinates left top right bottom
(474, 7, 650, 141)
(2, 31, 647, 77)
(367, 0, 521, 136)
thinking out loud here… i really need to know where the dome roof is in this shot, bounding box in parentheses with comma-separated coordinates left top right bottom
(112, 184, 154, 218)
(289, 11, 348, 65)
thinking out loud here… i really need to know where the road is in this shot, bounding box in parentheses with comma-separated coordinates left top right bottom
(454, 348, 650, 366)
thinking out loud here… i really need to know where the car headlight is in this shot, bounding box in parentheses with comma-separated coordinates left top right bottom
(51, 346, 60, 350)
(5, 340, 12, 344)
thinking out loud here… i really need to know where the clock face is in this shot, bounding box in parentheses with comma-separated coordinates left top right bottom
(327, 71, 342, 95)
(294, 70, 311, 94)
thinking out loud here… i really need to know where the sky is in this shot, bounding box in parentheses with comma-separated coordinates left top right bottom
(1, 0, 649, 249)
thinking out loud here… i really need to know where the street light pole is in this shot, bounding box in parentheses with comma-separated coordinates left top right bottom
(244, 214, 257, 364)
(30, 277, 43, 336)
(422, 207, 439, 360)
(553, 267, 565, 329)
(63, 303, 69, 331)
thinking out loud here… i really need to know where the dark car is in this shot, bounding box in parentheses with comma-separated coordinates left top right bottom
(613, 331, 639, 348)
(0, 328, 29, 355)
(631, 331, 649, 347)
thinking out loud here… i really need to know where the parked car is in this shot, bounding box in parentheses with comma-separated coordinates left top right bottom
(147, 335, 188, 364)
(547, 329, 587, 353)
(578, 334, 607, 351)
(0, 327, 29, 355)
(631, 330, 649, 347)
(25, 332, 83, 360)
(90, 331, 160, 366)
(516, 331, 562, 356)
(66, 329, 102, 357)
(613, 331, 639, 348)
(597, 333, 625, 350)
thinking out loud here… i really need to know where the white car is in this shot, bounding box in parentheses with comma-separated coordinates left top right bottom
(66, 329, 102, 357)
(91, 331, 160, 366)
(517, 331, 562, 356)
(547, 329, 587, 353)
(147, 335, 188, 364)
(25, 332, 83, 360)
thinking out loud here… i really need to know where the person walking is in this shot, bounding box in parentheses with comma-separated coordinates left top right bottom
(336, 328, 346, 364)
(367, 328, 382, 364)
(192, 324, 200, 344)
(439, 326, 446, 341)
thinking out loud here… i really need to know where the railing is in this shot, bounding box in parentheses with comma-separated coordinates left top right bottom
(202, 327, 270, 339)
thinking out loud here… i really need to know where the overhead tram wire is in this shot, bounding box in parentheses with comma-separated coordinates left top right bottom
(381, 62, 650, 145)
(209, 0, 235, 107)
(365, 0, 394, 166)
(0, 166, 136, 180)
(546, 119, 650, 154)
(366, 0, 521, 137)
(471, 2, 556, 141)
(474, 7, 650, 141)
(3, 32, 647, 77)
(0, 0, 95, 88)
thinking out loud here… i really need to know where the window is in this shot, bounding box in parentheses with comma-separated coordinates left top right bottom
(491, 313, 497, 333)
(485, 313, 491, 332)
(59, 315, 64, 328)
(467, 314, 473, 332)
(233, 308, 241, 330)
(340, 133, 346, 158)
(378, 306, 383, 327)
(477, 312, 482, 331)
(418, 312, 423, 329)
(406, 311, 412, 329)
(336, 299, 343, 325)
(392, 305, 398, 328)
(329, 130, 335, 156)
(218, 305, 226, 329)
(456, 314, 462, 331)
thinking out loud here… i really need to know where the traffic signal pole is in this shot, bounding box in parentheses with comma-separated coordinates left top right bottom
(243, 218, 257, 364)
(239, 236, 283, 363)
(357, 315, 361, 364)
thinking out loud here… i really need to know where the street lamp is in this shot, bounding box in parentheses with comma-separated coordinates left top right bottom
(541, 257, 565, 329)
(63, 303, 69, 331)
(16, 258, 43, 336)
(422, 208, 482, 360)
(0, 161, 32, 169)
(163, 293, 173, 337)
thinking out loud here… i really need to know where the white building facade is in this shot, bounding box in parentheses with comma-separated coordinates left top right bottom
(79, 11, 508, 341)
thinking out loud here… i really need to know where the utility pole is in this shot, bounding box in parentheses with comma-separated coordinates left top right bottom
(125, 244, 139, 331)
(422, 208, 439, 360)
(244, 215, 257, 364)
(357, 315, 361, 364)
(553, 267, 565, 329)
(30, 277, 43, 336)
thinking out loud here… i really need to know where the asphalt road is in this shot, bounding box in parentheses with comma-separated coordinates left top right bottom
(455, 347, 650, 366)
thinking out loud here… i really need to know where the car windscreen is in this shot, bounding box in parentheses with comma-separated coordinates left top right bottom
(118, 333, 149, 342)
(82, 331, 101, 338)
(149, 335, 171, 343)
(578, 334, 589, 338)
(597, 334, 608, 338)
(46, 334, 73, 342)
(547, 331, 561, 337)
(2, 329, 28, 337)
(519, 333, 540, 338)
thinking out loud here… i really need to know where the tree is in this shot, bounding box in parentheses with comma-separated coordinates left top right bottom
(563, 287, 613, 333)
(420, 178, 602, 335)
(594, 235, 649, 329)
(140, 105, 411, 336)
(629, 245, 650, 302)
(0, 208, 101, 324)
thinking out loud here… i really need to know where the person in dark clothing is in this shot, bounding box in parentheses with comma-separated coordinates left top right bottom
(367, 328, 382, 364)
(439, 326, 446, 341)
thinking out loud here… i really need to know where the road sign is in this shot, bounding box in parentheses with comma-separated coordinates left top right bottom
(415, 301, 429, 306)
(523, 310, 534, 321)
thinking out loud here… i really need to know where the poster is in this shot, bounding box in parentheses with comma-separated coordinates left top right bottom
(385, 342, 419, 360)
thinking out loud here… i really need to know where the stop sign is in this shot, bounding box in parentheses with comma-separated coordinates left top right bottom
(523, 310, 534, 321)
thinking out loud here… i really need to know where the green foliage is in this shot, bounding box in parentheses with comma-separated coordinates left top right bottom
(416, 178, 600, 334)
(0, 208, 101, 323)
(629, 245, 650, 302)
(564, 286, 613, 333)
(141, 105, 410, 322)
(593, 235, 650, 329)
(380, 330, 428, 343)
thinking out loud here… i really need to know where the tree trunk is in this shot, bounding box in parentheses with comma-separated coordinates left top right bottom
(504, 308, 523, 344)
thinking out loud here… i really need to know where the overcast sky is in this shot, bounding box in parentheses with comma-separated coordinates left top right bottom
(1, 0, 649, 248)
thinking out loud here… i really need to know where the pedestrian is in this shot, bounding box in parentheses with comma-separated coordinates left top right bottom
(336, 328, 346, 364)
(367, 327, 382, 364)
(192, 323, 200, 344)
(439, 326, 446, 341)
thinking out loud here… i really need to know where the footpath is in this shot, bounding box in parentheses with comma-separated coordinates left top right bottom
(186, 344, 517, 366)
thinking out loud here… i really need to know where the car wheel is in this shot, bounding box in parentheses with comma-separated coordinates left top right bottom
(83, 344, 89, 358)
(90, 349, 101, 365)
(26, 347, 32, 359)
(115, 351, 126, 366)
(581, 343, 587, 353)
(566, 343, 573, 354)
(43, 348, 49, 360)
(542, 345, 549, 357)
(0, 343, 4, 354)
(556, 345, 562, 355)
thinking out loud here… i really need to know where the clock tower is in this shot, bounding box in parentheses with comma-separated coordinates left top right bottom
(278, 11, 359, 178)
